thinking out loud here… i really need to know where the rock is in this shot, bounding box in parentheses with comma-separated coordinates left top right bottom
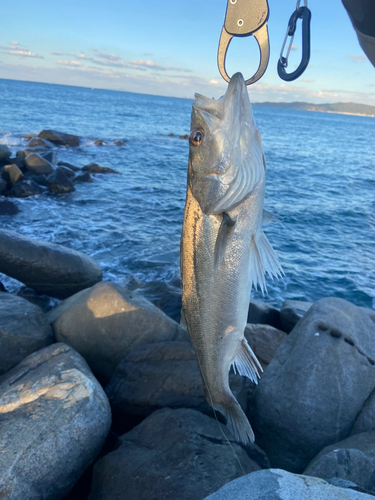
(57, 161, 81, 172)
(0, 178, 8, 194)
(304, 432, 375, 494)
(114, 140, 125, 146)
(24, 152, 54, 175)
(46, 167, 75, 194)
(0, 282, 7, 292)
(94, 139, 104, 146)
(17, 286, 58, 313)
(0, 144, 11, 162)
(28, 137, 54, 148)
(168, 133, 175, 136)
(203, 469, 374, 500)
(74, 171, 93, 183)
(280, 299, 313, 333)
(251, 297, 375, 472)
(138, 279, 182, 322)
(0, 200, 19, 215)
(244, 324, 287, 369)
(328, 478, 371, 495)
(0, 292, 53, 375)
(0, 343, 111, 500)
(351, 388, 375, 435)
(122, 273, 143, 291)
(14, 150, 27, 170)
(89, 408, 261, 500)
(82, 162, 119, 174)
(23, 171, 47, 186)
(179, 134, 189, 139)
(23, 133, 35, 140)
(41, 150, 57, 165)
(57, 164, 75, 178)
(0, 228, 102, 299)
(105, 341, 248, 433)
(48, 282, 188, 384)
(247, 299, 283, 330)
(3, 163, 23, 185)
(8, 179, 45, 197)
(38, 129, 80, 147)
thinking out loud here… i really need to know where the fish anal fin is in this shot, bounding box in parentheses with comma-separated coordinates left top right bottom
(249, 230, 284, 294)
(232, 338, 263, 384)
(214, 212, 236, 271)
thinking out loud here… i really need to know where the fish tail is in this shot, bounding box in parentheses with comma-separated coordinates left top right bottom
(216, 399, 255, 444)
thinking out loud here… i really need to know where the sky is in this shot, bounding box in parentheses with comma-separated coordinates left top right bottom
(0, 0, 374, 104)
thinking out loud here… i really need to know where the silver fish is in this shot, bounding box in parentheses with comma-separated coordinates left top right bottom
(180, 72, 283, 444)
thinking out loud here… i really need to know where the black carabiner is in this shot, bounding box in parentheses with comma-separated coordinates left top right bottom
(278, 4, 311, 81)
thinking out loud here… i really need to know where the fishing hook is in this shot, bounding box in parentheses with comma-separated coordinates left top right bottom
(218, 0, 270, 86)
(278, 0, 312, 82)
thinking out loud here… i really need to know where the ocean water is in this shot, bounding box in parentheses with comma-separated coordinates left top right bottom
(0, 78, 375, 310)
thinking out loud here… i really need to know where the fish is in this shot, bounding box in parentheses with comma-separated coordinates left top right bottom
(180, 72, 283, 444)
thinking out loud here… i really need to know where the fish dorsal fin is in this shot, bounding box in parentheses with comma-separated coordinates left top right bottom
(214, 213, 236, 270)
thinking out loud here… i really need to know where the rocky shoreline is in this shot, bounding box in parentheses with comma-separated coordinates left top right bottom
(0, 226, 374, 499)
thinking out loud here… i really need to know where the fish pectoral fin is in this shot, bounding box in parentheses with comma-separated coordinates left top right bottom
(249, 230, 284, 294)
(214, 212, 236, 270)
(232, 338, 263, 384)
(262, 209, 278, 225)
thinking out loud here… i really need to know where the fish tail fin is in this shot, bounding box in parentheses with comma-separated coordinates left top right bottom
(249, 229, 284, 294)
(216, 399, 255, 444)
(233, 338, 263, 384)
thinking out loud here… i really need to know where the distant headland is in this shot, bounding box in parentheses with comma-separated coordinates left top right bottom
(253, 101, 375, 118)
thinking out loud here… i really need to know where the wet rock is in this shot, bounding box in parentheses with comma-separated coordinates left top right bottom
(247, 299, 283, 330)
(38, 129, 80, 147)
(180, 134, 189, 139)
(48, 282, 188, 384)
(94, 139, 104, 146)
(244, 324, 287, 370)
(280, 299, 313, 333)
(57, 161, 81, 172)
(251, 297, 375, 472)
(74, 171, 93, 183)
(57, 164, 75, 178)
(105, 341, 247, 433)
(0, 178, 8, 194)
(0, 343, 112, 500)
(23, 171, 47, 186)
(114, 140, 125, 146)
(204, 469, 374, 500)
(168, 133, 175, 136)
(0, 200, 19, 215)
(82, 162, 119, 174)
(138, 279, 182, 322)
(328, 478, 371, 495)
(0, 282, 7, 292)
(0, 292, 53, 375)
(0, 144, 11, 162)
(46, 167, 75, 193)
(8, 179, 45, 197)
(3, 163, 23, 185)
(41, 150, 57, 165)
(28, 137, 54, 148)
(122, 273, 143, 291)
(14, 150, 26, 170)
(89, 408, 260, 500)
(17, 286, 58, 313)
(0, 228, 102, 299)
(24, 152, 54, 175)
(304, 432, 375, 494)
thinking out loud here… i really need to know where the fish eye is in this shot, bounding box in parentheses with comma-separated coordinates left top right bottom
(189, 128, 204, 147)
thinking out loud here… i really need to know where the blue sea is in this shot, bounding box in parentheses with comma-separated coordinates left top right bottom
(1, 78, 375, 310)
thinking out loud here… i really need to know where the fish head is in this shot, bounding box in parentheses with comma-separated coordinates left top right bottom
(188, 72, 265, 215)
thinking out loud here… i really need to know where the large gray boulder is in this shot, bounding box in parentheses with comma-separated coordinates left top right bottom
(280, 299, 313, 333)
(105, 341, 248, 433)
(0, 144, 11, 162)
(244, 323, 287, 370)
(3, 164, 23, 185)
(304, 432, 375, 494)
(247, 299, 283, 330)
(0, 343, 112, 500)
(351, 388, 375, 435)
(8, 179, 45, 198)
(0, 292, 53, 375)
(48, 282, 188, 383)
(0, 228, 102, 299)
(203, 469, 374, 500)
(38, 129, 80, 147)
(24, 153, 54, 175)
(46, 168, 75, 193)
(28, 137, 54, 148)
(89, 408, 261, 500)
(251, 297, 375, 472)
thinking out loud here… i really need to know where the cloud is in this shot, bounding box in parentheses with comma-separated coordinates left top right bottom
(1, 43, 43, 59)
(90, 48, 98, 52)
(96, 52, 121, 61)
(50, 51, 72, 56)
(346, 54, 367, 63)
(128, 59, 192, 72)
(75, 53, 93, 61)
(210, 79, 219, 85)
(56, 60, 83, 67)
(302, 78, 314, 83)
(291, 45, 298, 50)
(91, 59, 128, 68)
